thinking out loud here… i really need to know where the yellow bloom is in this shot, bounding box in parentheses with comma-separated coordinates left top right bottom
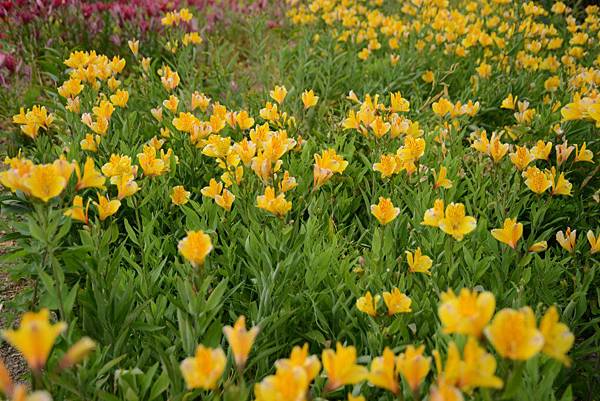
(540, 306, 574, 366)
(370, 116, 390, 138)
(2, 309, 66, 371)
(64, 195, 89, 224)
(127, 39, 139, 56)
(439, 203, 477, 241)
(421, 70, 435, 83)
(587, 230, 600, 254)
(509, 146, 534, 171)
(278, 171, 297, 193)
(382, 287, 412, 315)
(429, 381, 464, 401)
(215, 188, 235, 211)
(59, 337, 96, 369)
(275, 343, 321, 382)
(396, 345, 431, 392)
(301, 90, 319, 109)
(236, 111, 255, 130)
(322, 343, 368, 391)
(422, 199, 445, 227)
(476, 62, 492, 78)
(58, 78, 83, 98)
(491, 218, 523, 249)
(556, 227, 576, 252)
(182, 31, 203, 46)
(485, 307, 544, 360)
(313, 149, 348, 189)
(80, 134, 101, 152)
(522, 166, 552, 194)
(432, 98, 454, 117)
(178, 230, 213, 267)
(434, 167, 453, 189)
(370, 197, 400, 225)
(163, 95, 179, 113)
(180, 345, 226, 390)
(255, 363, 309, 401)
(530, 140, 552, 160)
(110, 89, 129, 107)
(191, 91, 211, 111)
(201, 179, 224, 199)
(112, 174, 139, 200)
(24, 164, 67, 202)
(528, 241, 548, 253)
(270, 85, 287, 104)
(438, 289, 495, 337)
(406, 247, 432, 274)
(574, 143, 594, 163)
(257, 187, 292, 217)
(171, 185, 190, 205)
(369, 348, 399, 394)
(94, 194, 120, 221)
(223, 316, 259, 369)
(356, 291, 380, 317)
(390, 92, 410, 112)
(488, 133, 509, 163)
(76, 157, 106, 191)
(501, 93, 517, 110)
(373, 154, 400, 178)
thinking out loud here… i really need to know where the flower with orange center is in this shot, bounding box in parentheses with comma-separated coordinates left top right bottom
(180, 344, 226, 390)
(223, 316, 259, 369)
(438, 203, 477, 241)
(322, 343, 368, 391)
(396, 345, 431, 393)
(370, 197, 400, 225)
(178, 230, 213, 267)
(491, 218, 523, 249)
(484, 307, 544, 360)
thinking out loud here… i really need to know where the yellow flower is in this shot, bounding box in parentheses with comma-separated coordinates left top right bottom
(432, 98, 454, 117)
(370, 197, 400, 225)
(191, 91, 211, 111)
(127, 39, 139, 56)
(485, 307, 544, 360)
(438, 289, 495, 337)
(488, 133, 508, 163)
(163, 95, 179, 113)
(587, 230, 600, 254)
(370, 116, 390, 138)
(547, 167, 572, 196)
(556, 227, 576, 253)
(64, 195, 89, 224)
(178, 230, 213, 267)
(313, 149, 348, 188)
(435, 338, 503, 392)
(356, 291, 380, 317)
(322, 343, 368, 391)
(171, 185, 190, 205)
(382, 287, 412, 315)
(528, 241, 548, 253)
(2, 309, 66, 371)
(110, 89, 129, 107)
(429, 381, 464, 401)
(396, 345, 431, 392)
(275, 343, 321, 383)
(491, 218, 523, 249)
(522, 167, 552, 194)
(269, 85, 288, 104)
(476, 62, 492, 78)
(215, 188, 235, 211)
(278, 171, 297, 193)
(223, 316, 259, 369)
(509, 146, 535, 171)
(530, 140, 552, 160)
(390, 91, 410, 112)
(501, 93, 517, 110)
(112, 174, 139, 200)
(236, 111, 255, 130)
(255, 363, 309, 401)
(574, 143, 594, 163)
(301, 89, 319, 109)
(421, 70, 435, 83)
(369, 348, 399, 394)
(540, 306, 574, 366)
(256, 187, 292, 217)
(434, 167, 453, 189)
(406, 247, 432, 274)
(59, 337, 96, 369)
(58, 78, 83, 98)
(182, 31, 202, 46)
(180, 345, 226, 390)
(373, 154, 400, 178)
(76, 157, 106, 191)
(201, 179, 224, 199)
(439, 203, 477, 241)
(94, 194, 120, 221)
(24, 164, 67, 202)
(80, 134, 101, 152)
(347, 394, 365, 401)
(422, 199, 445, 227)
